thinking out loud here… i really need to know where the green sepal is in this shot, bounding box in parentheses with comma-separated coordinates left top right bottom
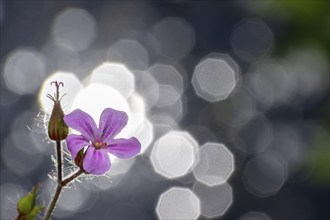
(25, 205, 44, 220)
(17, 187, 37, 215)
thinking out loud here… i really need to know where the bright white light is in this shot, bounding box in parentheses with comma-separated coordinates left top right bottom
(39, 71, 83, 112)
(193, 142, 234, 186)
(192, 55, 240, 102)
(106, 157, 137, 177)
(156, 187, 200, 220)
(128, 92, 146, 133)
(152, 17, 195, 59)
(107, 39, 149, 70)
(231, 18, 274, 61)
(70, 83, 130, 135)
(52, 8, 96, 52)
(151, 131, 198, 179)
(193, 182, 233, 218)
(243, 154, 288, 198)
(4, 49, 46, 95)
(89, 62, 135, 99)
(134, 119, 154, 154)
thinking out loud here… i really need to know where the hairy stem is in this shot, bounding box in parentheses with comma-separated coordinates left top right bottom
(56, 140, 62, 183)
(43, 169, 84, 220)
(43, 184, 62, 220)
(61, 169, 84, 187)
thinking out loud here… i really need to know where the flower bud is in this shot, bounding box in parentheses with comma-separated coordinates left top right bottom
(75, 148, 85, 169)
(17, 186, 44, 220)
(17, 187, 37, 215)
(47, 81, 68, 141)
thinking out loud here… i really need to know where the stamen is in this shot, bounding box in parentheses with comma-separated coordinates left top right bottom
(93, 141, 107, 150)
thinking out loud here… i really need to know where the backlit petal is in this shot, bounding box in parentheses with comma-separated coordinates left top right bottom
(66, 134, 89, 160)
(83, 147, 111, 175)
(64, 109, 97, 140)
(99, 108, 128, 142)
(107, 137, 141, 159)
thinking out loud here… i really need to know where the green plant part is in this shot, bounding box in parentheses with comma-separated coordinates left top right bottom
(16, 186, 44, 220)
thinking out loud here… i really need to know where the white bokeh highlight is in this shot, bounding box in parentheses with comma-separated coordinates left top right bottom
(156, 187, 200, 220)
(193, 182, 233, 218)
(52, 8, 96, 52)
(88, 63, 135, 99)
(4, 49, 46, 95)
(39, 71, 83, 112)
(192, 55, 240, 102)
(193, 142, 234, 186)
(107, 39, 149, 70)
(151, 131, 198, 179)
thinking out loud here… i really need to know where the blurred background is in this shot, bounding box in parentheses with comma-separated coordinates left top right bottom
(1, 1, 329, 219)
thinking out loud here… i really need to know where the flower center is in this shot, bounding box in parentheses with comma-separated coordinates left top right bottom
(93, 140, 107, 150)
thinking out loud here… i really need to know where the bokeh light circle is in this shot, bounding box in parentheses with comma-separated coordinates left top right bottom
(151, 131, 198, 179)
(156, 187, 200, 220)
(4, 49, 46, 95)
(193, 182, 233, 218)
(192, 55, 240, 102)
(52, 8, 96, 52)
(193, 142, 234, 186)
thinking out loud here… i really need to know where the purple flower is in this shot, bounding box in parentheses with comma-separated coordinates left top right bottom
(63, 108, 141, 175)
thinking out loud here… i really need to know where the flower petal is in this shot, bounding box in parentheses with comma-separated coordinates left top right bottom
(64, 109, 97, 140)
(66, 134, 89, 160)
(83, 147, 111, 175)
(99, 108, 128, 142)
(107, 137, 141, 159)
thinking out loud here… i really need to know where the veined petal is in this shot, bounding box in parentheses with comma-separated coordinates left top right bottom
(83, 147, 111, 175)
(66, 134, 89, 160)
(107, 137, 141, 159)
(64, 109, 97, 140)
(99, 108, 128, 142)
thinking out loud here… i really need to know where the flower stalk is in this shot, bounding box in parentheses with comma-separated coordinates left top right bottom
(43, 169, 84, 220)
(56, 140, 62, 183)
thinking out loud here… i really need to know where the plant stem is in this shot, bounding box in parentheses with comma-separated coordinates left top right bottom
(43, 169, 84, 220)
(43, 184, 62, 220)
(61, 169, 84, 187)
(56, 140, 62, 182)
